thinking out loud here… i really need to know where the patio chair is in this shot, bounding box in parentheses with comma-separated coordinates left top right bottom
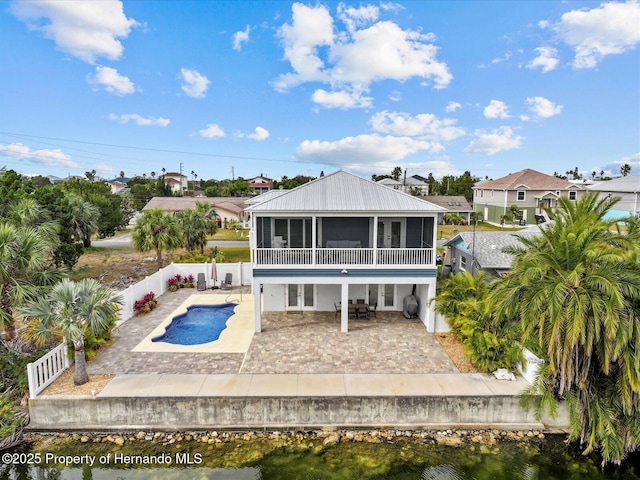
(220, 273, 233, 290)
(357, 305, 369, 319)
(356, 299, 365, 304)
(196, 273, 206, 291)
(334, 302, 341, 319)
(368, 302, 378, 318)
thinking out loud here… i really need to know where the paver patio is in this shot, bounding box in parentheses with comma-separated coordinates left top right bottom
(88, 288, 458, 376)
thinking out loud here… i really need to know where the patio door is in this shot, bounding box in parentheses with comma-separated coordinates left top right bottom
(368, 284, 396, 310)
(286, 284, 315, 310)
(377, 219, 404, 248)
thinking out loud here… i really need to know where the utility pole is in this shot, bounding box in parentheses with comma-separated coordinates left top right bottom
(231, 167, 235, 181)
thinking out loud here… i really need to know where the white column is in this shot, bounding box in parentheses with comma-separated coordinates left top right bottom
(341, 282, 349, 333)
(372, 215, 378, 265)
(254, 286, 262, 332)
(312, 215, 317, 266)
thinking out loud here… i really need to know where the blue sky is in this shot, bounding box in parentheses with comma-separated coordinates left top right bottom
(0, 0, 638, 182)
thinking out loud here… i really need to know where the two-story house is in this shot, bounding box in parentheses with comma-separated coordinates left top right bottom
(248, 174, 274, 194)
(473, 168, 586, 224)
(246, 171, 445, 333)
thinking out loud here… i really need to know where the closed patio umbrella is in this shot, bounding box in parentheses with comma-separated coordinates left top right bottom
(211, 259, 218, 289)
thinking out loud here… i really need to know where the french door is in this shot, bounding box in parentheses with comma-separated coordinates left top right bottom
(286, 284, 315, 310)
(377, 219, 404, 248)
(368, 284, 396, 310)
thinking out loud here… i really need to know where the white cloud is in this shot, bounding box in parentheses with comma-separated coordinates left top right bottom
(10, 0, 138, 63)
(108, 113, 170, 126)
(296, 134, 441, 166)
(180, 68, 211, 98)
(94, 164, 115, 175)
(274, 3, 452, 107)
(464, 127, 524, 155)
(273, 3, 334, 91)
(233, 25, 251, 51)
(554, 1, 640, 69)
(311, 88, 373, 109)
(88, 66, 135, 95)
(527, 46, 559, 72)
(236, 126, 270, 141)
(337, 4, 379, 33)
(445, 101, 461, 113)
(525, 96, 563, 118)
(483, 100, 511, 119)
(329, 21, 451, 88)
(0, 142, 78, 168)
(369, 111, 465, 142)
(198, 124, 225, 138)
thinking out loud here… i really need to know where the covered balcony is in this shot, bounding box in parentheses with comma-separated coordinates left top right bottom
(252, 216, 436, 267)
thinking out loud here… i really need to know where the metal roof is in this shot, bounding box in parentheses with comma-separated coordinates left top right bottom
(588, 175, 640, 193)
(246, 170, 446, 213)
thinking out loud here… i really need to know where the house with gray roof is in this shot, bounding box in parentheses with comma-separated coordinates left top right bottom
(245, 170, 445, 333)
(587, 175, 640, 218)
(143, 196, 249, 227)
(444, 231, 537, 278)
(473, 168, 586, 225)
(419, 196, 473, 224)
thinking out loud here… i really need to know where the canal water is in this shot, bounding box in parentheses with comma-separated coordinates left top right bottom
(1, 434, 638, 479)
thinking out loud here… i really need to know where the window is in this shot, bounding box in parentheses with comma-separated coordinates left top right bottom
(460, 255, 467, 271)
(517, 191, 526, 201)
(480, 190, 484, 198)
(491, 190, 494, 198)
(569, 191, 577, 200)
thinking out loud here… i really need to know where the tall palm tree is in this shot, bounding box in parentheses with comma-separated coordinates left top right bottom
(20, 279, 122, 385)
(0, 223, 64, 340)
(132, 208, 183, 270)
(67, 194, 99, 247)
(490, 192, 640, 464)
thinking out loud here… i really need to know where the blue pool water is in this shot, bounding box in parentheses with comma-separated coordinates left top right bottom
(152, 303, 236, 345)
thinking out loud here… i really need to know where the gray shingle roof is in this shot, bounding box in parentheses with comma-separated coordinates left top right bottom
(143, 196, 248, 213)
(445, 231, 537, 269)
(246, 170, 445, 213)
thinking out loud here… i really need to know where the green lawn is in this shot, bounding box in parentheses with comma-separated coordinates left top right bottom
(218, 247, 250, 263)
(210, 228, 250, 241)
(437, 222, 525, 241)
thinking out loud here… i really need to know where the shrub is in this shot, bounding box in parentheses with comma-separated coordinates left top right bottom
(134, 292, 157, 314)
(167, 273, 195, 290)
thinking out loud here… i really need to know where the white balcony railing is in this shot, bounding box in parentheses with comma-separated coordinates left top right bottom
(255, 248, 434, 266)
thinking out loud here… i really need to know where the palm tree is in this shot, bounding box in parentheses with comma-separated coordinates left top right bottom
(0, 223, 64, 340)
(132, 208, 183, 270)
(20, 279, 122, 385)
(67, 194, 99, 247)
(621, 163, 631, 177)
(490, 192, 640, 464)
(177, 209, 208, 253)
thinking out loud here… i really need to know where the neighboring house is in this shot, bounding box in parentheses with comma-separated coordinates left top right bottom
(46, 175, 64, 184)
(588, 175, 640, 218)
(143, 196, 249, 226)
(107, 176, 130, 194)
(444, 231, 537, 278)
(473, 168, 586, 225)
(248, 174, 273, 194)
(420, 196, 473, 224)
(163, 172, 188, 194)
(377, 175, 430, 195)
(246, 170, 446, 333)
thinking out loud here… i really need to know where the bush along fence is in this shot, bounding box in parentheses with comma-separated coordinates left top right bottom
(116, 262, 252, 324)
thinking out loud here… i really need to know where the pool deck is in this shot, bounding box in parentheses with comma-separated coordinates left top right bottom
(85, 287, 528, 399)
(29, 287, 569, 432)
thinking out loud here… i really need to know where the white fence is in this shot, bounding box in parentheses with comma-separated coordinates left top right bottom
(116, 262, 253, 323)
(27, 340, 72, 399)
(26, 261, 253, 396)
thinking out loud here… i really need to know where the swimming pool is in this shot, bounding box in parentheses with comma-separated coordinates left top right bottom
(152, 303, 237, 345)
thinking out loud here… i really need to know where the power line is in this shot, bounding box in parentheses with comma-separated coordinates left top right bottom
(0, 131, 300, 164)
